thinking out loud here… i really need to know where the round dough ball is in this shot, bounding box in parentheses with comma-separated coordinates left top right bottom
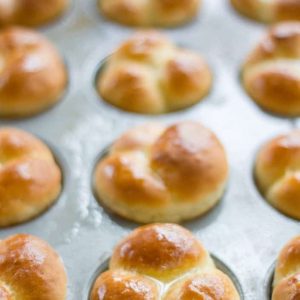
(99, 0, 201, 27)
(0, 0, 69, 27)
(0, 234, 67, 300)
(0, 127, 62, 226)
(242, 22, 300, 117)
(0, 27, 67, 118)
(255, 130, 300, 219)
(94, 121, 228, 223)
(97, 31, 212, 114)
(90, 224, 240, 300)
(273, 236, 300, 300)
(231, 0, 300, 23)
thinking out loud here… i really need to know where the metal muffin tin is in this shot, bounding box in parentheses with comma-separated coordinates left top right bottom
(0, 0, 298, 299)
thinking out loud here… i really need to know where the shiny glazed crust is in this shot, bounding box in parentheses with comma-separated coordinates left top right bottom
(0, 127, 62, 227)
(273, 236, 300, 300)
(99, 0, 201, 27)
(94, 121, 228, 223)
(0, 0, 69, 27)
(0, 234, 67, 300)
(231, 0, 300, 23)
(0, 27, 67, 118)
(255, 130, 300, 219)
(242, 22, 300, 116)
(97, 31, 212, 114)
(90, 224, 240, 300)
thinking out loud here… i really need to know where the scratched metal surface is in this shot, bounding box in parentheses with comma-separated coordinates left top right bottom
(0, 1, 298, 299)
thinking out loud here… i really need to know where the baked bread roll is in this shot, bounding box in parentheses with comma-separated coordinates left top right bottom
(0, 127, 62, 227)
(99, 0, 201, 27)
(90, 224, 240, 300)
(164, 270, 241, 300)
(272, 236, 300, 300)
(0, 234, 67, 300)
(0, 0, 69, 27)
(255, 130, 300, 220)
(0, 27, 67, 118)
(97, 31, 212, 114)
(231, 0, 300, 23)
(94, 121, 228, 223)
(242, 22, 300, 117)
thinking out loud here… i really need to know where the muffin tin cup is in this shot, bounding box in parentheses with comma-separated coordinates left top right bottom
(263, 263, 275, 300)
(213, 255, 245, 299)
(39, 0, 78, 34)
(42, 137, 69, 195)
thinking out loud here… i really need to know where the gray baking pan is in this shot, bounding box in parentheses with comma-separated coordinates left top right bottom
(0, 1, 298, 299)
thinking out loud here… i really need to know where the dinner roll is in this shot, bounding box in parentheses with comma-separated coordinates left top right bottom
(94, 122, 228, 223)
(273, 236, 300, 300)
(99, 0, 201, 27)
(110, 224, 213, 282)
(97, 31, 212, 114)
(90, 224, 240, 300)
(0, 0, 69, 27)
(255, 130, 300, 220)
(165, 270, 240, 300)
(242, 22, 300, 116)
(231, 0, 300, 23)
(0, 27, 67, 118)
(90, 270, 160, 300)
(0, 234, 67, 300)
(0, 127, 62, 227)
(94, 121, 228, 223)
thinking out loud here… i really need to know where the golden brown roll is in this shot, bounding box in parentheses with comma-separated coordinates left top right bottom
(0, 234, 67, 300)
(0, 27, 67, 118)
(90, 224, 240, 300)
(97, 31, 212, 114)
(255, 130, 300, 220)
(99, 0, 201, 27)
(0, 0, 69, 27)
(242, 22, 300, 117)
(94, 121, 228, 223)
(272, 236, 300, 300)
(90, 270, 160, 300)
(165, 270, 240, 300)
(110, 224, 213, 282)
(231, 0, 300, 23)
(0, 127, 62, 227)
